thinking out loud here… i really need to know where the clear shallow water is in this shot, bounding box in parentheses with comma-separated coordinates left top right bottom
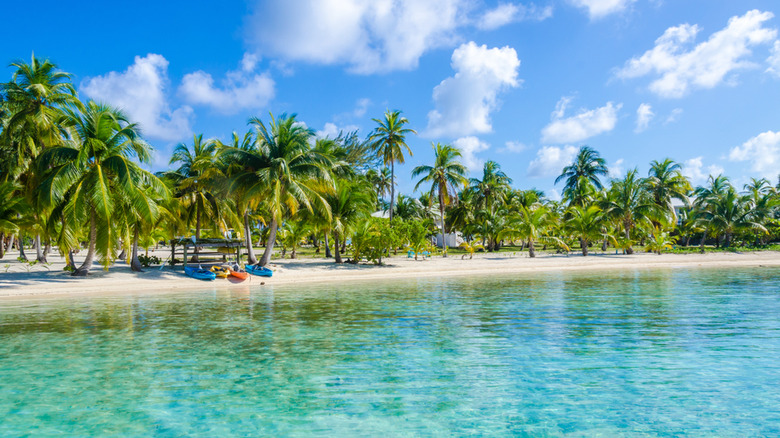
(1, 268, 780, 437)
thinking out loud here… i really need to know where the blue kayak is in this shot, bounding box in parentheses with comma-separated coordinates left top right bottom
(185, 266, 217, 281)
(245, 265, 273, 277)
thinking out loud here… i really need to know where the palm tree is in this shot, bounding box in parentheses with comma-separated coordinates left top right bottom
(166, 134, 233, 260)
(565, 205, 608, 256)
(411, 143, 468, 257)
(1, 55, 81, 262)
(505, 205, 565, 257)
(646, 158, 691, 222)
(555, 146, 608, 206)
(0, 181, 29, 259)
(38, 102, 158, 275)
(365, 166, 392, 207)
(324, 179, 375, 263)
(708, 187, 766, 247)
(220, 131, 267, 264)
(368, 109, 416, 221)
(249, 113, 333, 266)
(601, 169, 664, 254)
(0, 54, 80, 173)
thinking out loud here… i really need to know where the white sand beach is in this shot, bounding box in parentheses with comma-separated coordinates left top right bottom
(1, 249, 779, 299)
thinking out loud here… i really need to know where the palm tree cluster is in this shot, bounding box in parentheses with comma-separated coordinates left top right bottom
(2, 55, 779, 277)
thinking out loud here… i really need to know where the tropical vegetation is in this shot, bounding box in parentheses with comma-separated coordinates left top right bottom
(2, 55, 780, 276)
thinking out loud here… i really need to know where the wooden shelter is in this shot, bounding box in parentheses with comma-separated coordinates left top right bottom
(168, 237, 245, 267)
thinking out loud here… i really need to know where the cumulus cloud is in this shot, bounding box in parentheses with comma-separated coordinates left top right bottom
(80, 54, 193, 142)
(729, 130, 780, 178)
(426, 42, 521, 138)
(477, 2, 553, 30)
(540, 99, 621, 144)
(609, 158, 625, 178)
(245, 0, 471, 74)
(500, 140, 528, 153)
(665, 108, 683, 124)
(683, 156, 725, 185)
(767, 40, 780, 77)
(569, 0, 635, 19)
(179, 53, 275, 114)
(316, 122, 361, 139)
(527, 145, 578, 177)
(353, 98, 371, 118)
(635, 103, 654, 132)
(616, 10, 777, 98)
(453, 136, 490, 172)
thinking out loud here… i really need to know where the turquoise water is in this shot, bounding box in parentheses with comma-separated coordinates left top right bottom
(1, 267, 780, 436)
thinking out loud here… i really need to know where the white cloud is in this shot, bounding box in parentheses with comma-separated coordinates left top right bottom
(609, 158, 625, 178)
(316, 122, 361, 139)
(665, 108, 683, 124)
(426, 42, 521, 138)
(569, 0, 635, 19)
(353, 98, 371, 118)
(453, 136, 490, 172)
(767, 40, 780, 77)
(245, 0, 468, 74)
(527, 145, 578, 177)
(500, 140, 528, 153)
(179, 54, 275, 114)
(477, 2, 553, 30)
(80, 54, 193, 142)
(616, 10, 777, 98)
(541, 99, 621, 144)
(635, 103, 654, 133)
(683, 156, 725, 185)
(729, 130, 780, 178)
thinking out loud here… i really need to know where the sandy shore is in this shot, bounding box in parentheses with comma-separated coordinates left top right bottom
(1, 248, 779, 299)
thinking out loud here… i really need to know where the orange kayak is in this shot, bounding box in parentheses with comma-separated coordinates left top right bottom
(228, 266, 249, 281)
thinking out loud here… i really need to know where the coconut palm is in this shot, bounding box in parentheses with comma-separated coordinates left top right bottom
(646, 158, 691, 222)
(368, 109, 416, 221)
(0, 54, 80, 173)
(0, 181, 29, 259)
(601, 169, 665, 254)
(555, 146, 608, 206)
(565, 205, 608, 256)
(38, 102, 160, 275)
(324, 179, 375, 263)
(505, 205, 566, 257)
(468, 160, 512, 214)
(708, 187, 766, 247)
(412, 143, 468, 257)
(2, 55, 82, 262)
(249, 113, 333, 266)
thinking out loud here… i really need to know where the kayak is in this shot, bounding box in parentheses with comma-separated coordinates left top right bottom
(185, 266, 217, 281)
(227, 265, 249, 281)
(245, 264, 273, 277)
(210, 265, 230, 278)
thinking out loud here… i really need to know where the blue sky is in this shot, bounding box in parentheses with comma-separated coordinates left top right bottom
(3, 0, 780, 198)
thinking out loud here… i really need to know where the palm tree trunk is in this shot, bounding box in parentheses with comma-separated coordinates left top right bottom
(44, 240, 51, 257)
(439, 188, 447, 257)
(334, 232, 343, 263)
(258, 218, 278, 266)
(18, 232, 27, 261)
(194, 200, 201, 261)
(67, 250, 77, 271)
(624, 224, 634, 255)
(699, 231, 707, 252)
(0, 232, 4, 259)
(601, 237, 608, 252)
(73, 211, 97, 276)
(581, 238, 588, 256)
(35, 234, 47, 263)
(7, 235, 15, 257)
(528, 238, 536, 258)
(389, 161, 395, 222)
(130, 228, 143, 272)
(244, 210, 258, 264)
(324, 234, 333, 258)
